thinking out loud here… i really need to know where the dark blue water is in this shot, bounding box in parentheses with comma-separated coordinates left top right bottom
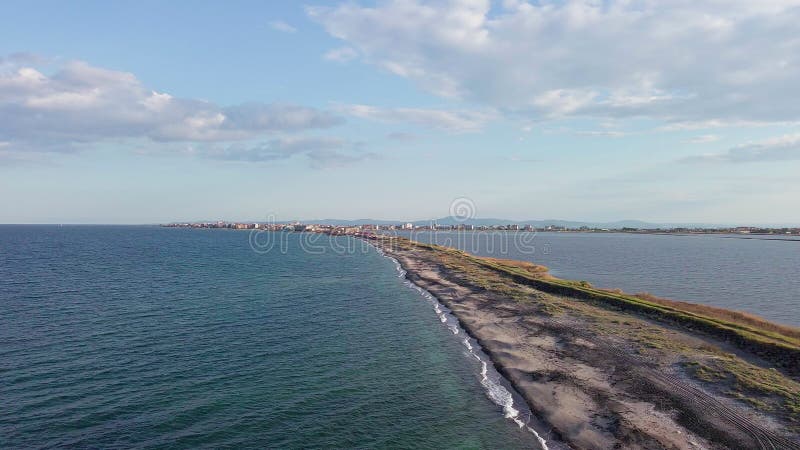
(395, 231, 800, 327)
(0, 226, 545, 449)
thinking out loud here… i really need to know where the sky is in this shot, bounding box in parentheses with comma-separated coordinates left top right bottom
(1, 0, 799, 225)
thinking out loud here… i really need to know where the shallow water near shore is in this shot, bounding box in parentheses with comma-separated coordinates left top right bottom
(373, 245, 555, 449)
(1, 226, 545, 448)
(396, 230, 800, 327)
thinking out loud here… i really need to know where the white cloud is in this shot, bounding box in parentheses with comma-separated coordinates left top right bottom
(575, 130, 627, 138)
(309, 0, 800, 124)
(268, 20, 297, 33)
(533, 89, 598, 117)
(658, 120, 798, 131)
(196, 136, 377, 168)
(684, 134, 721, 144)
(340, 104, 495, 132)
(0, 58, 342, 153)
(140, 91, 173, 112)
(682, 134, 800, 163)
(324, 47, 359, 63)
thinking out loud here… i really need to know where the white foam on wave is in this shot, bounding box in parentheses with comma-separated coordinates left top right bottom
(371, 243, 550, 450)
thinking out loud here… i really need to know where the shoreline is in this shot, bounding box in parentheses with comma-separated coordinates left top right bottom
(373, 244, 555, 449)
(367, 236, 800, 449)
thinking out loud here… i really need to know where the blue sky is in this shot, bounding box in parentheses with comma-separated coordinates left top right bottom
(1, 0, 799, 224)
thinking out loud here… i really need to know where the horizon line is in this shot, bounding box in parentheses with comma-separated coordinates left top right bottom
(3, 218, 800, 228)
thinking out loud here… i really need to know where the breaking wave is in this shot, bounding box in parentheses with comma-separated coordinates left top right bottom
(373, 244, 549, 450)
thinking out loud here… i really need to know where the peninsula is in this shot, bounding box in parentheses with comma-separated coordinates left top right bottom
(367, 235, 800, 449)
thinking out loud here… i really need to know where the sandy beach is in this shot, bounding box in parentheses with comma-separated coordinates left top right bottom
(371, 236, 800, 449)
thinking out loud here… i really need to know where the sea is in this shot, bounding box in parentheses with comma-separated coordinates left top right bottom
(0, 226, 550, 449)
(393, 230, 800, 327)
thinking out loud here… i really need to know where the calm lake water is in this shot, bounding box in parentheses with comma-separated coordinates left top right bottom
(0, 226, 545, 449)
(395, 231, 800, 327)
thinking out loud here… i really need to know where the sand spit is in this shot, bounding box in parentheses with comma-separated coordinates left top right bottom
(370, 237, 800, 450)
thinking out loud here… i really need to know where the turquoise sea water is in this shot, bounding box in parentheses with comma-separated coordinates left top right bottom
(0, 226, 545, 449)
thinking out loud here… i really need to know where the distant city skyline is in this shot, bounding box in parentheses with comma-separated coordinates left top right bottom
(2, 1, 800, 224)
(164, 216, 800, 229)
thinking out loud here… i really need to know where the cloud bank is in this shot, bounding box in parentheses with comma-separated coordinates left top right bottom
(309, 0, 800, 126)
(340, 104, 495, 132)
(683, 134, 800, 163)
(192, 136, 378, 168)
(0, 57, 379, 167)
(0, 59, 340, 147)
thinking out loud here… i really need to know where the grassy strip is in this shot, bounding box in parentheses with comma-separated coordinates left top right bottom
(383, 238, 800, 425)
(399, 238, 800, 374)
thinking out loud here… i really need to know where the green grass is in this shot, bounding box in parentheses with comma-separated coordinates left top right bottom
(683, 357, 800, 422)
(461, 252, 800, 369)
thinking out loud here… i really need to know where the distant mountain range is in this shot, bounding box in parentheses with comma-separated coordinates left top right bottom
(297, 217, 733, 229)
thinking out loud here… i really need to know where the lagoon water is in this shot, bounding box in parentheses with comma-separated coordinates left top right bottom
(396, 230, 800, 327)
(0, 226, 543, 449)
